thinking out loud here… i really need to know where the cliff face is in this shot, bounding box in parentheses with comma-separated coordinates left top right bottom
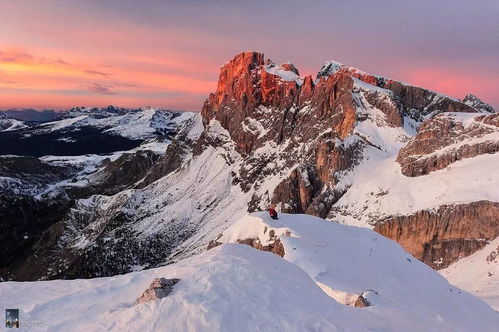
(397, 113, 499, 176)
(201, 52, 363, 155)
(374, 201, 499, 269)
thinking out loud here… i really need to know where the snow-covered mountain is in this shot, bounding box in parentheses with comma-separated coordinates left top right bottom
(0, 106, 193, 157)
(0, 108, 196, 282)
(0, 112, 27, 131)
(39, 106, 192, 140)
(1, 213, 498, 331)
(1, 52, 497, 329)
(2, 108, 59, 122)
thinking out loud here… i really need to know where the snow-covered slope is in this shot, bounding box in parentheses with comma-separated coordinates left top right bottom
(332, 145, 499, 227)
(0, 110, 200, 282)
(0, 107, 196, 158)
(440, 237, 499, 310)
(0, 112, 26, 131)
(217, 213, 499, 329)
(1, 214, 497, 331)
(325, 104, 499, 226)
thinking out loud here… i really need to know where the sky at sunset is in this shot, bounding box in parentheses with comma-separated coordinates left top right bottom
(1, 0, 498, 111)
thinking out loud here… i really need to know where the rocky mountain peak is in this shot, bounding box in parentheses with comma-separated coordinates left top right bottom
(0, 112, 26, 132)
(463, 94, 495, 113)
(316, 60, 487, 119)
(213, 52, 265, 105)
(316, 60, 380, 86)
(316, 60, 344, 79)
(201, 52, 303, 138)
(278, 62, 300, 75)
(196, 53, 499, 273)
(202, 52, 487, 148)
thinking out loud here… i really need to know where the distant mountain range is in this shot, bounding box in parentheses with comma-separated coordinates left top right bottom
(0, 106, 192, 156)
(1, 105, 191, 123)
(1, 109, 60, 122)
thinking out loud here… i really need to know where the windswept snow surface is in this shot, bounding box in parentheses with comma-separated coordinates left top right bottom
(440, 237, 499, 311)
(2, 215, 497, 331)
(218, 213, 499, 330)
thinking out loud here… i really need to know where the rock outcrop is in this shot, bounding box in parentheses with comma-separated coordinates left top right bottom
(140, 119, 198, 187)
(236, 237, 285, 257)
(67, 150, 160, 198)
(208, 229, 286, 257)
(202, 52, 369, 155)
(463, 94, 495, 114)
(486, 245, 499, 263)
(397, 113, 499, 176)
(374, 201, 499, 269)
(317, 61, 477, 121)
(354, 290, 378, 308)
(135, 277, 180, 305)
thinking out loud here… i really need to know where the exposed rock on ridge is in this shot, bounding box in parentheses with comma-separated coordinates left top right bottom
(374, 201, 499, 269)
(463, 94, 495, 113)
(317, 61, 479, 121)
(397, 113, 499, 176)
(135, 277, 179, 305)
(201, 52, 371, 216)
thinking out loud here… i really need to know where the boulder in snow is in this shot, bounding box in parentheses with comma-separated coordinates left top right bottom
(354, 290, 378, 307)
(135, 277, 179, 305)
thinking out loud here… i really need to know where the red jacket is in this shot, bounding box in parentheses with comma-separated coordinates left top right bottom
(268, 208, 277, 218)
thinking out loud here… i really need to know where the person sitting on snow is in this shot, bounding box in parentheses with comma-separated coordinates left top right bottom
(268, 205, 278, 220)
